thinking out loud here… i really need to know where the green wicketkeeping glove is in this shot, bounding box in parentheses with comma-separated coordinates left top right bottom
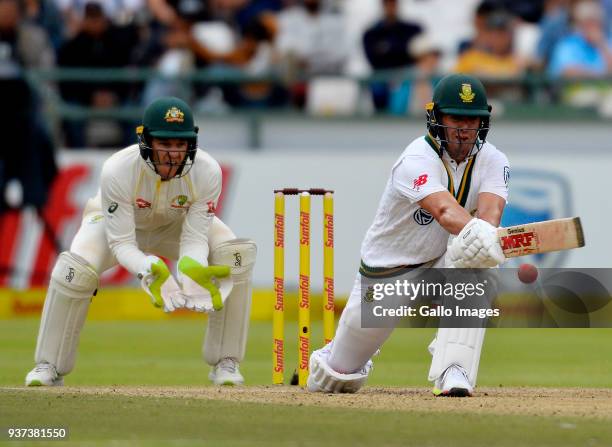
(178, 256, 233, 312)
(138, 256, 186, 312)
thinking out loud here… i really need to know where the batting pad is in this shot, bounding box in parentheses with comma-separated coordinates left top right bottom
(35, 252, 99, 375)
(307, 344, 372, 393)
(427, 327, 485, 387)
(204, 239, 257, 365)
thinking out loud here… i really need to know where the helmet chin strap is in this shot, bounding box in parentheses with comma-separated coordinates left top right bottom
(137, 130, 196, 179)
(444, 141, 482, 163)
(434, 120, 485, 162)
(152, 153, 192, 180)
(148, 158, 187, 180)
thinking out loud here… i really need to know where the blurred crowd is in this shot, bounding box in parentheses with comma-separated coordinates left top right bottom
(2, 0, 612, 148)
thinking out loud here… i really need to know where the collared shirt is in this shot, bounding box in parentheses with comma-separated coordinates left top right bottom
(87, 144, 221, 275)
(361, 135, 509, 268)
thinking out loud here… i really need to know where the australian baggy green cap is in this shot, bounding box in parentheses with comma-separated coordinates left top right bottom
(142, 97, 197, 139)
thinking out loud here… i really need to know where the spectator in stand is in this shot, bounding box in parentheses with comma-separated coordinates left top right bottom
(275, 0, 348, 76)
(139, 0, 210, 75)
(171, 0, 348, 109)
(363, 0, 422, 69)
(55, 0, 146, 36)
(23, 0, 65, 51)
(603, 0, 612, 30)
(458, 0, 499, 55)
(0, 0, 55, 69)
(0, 0, 57, 213)
(395, 0, 481, 70)
(406, 34, 442, 115)
(0, 77, 58, 213)
(535, 0, 572, 70)
(224, 0, 283, 32)
(548, 0, 612, 78)
(57, 1, 140, 147)
(143, 0, 210, 90)
(148, 0, 182, 25)
(362, 0, 423, 110)
(491, 0, 545, 24)
(154, 0, 285, 108)
(388, 33, 442, 115)
(274, 0, 349, 106)
(454, 9, 526, 78)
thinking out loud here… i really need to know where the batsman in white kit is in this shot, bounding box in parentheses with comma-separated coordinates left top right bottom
(25, 97, 257, 387)
(307, 74, 509, 396)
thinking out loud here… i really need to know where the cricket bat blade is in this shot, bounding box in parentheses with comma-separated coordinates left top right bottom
(497, 217, 584, 258)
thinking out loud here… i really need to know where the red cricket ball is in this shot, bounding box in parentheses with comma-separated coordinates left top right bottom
(518, 263, 538, 284)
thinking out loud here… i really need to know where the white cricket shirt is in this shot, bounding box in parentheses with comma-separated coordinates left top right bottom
(86, 145, 222, 275)
(361, 135, 509, 268)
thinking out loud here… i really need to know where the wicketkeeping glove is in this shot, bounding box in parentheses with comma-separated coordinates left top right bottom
(178, 256, 233, 312)
(138, 256, 186, 312)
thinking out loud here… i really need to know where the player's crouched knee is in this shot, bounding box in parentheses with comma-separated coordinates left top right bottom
(52, 252, 99, 296)
(210, 238, 257, 278)
(306, 346, 372, 394)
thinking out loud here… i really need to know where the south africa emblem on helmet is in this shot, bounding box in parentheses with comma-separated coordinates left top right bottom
(459, 83, 475, 103)
(164, 106, 185, 123)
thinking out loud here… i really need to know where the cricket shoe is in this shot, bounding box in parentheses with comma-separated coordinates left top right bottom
(209, 358, 244, 386)
(25, 363, 64, 387)
(432, 364, 472, 397)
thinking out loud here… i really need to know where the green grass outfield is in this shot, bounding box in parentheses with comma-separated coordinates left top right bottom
(1, 319, 611, 446)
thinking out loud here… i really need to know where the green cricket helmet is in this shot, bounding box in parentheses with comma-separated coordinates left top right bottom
(136, 96, 199, 178)
(426, 73, 492, 157)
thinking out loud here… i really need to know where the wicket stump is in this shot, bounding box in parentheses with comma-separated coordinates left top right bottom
(273, 188, 335, 386)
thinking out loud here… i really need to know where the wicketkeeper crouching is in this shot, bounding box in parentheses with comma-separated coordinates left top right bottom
(25, 97, 257, 387)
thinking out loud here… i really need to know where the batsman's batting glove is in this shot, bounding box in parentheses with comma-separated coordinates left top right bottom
(138, 255, 186, 312)
(178, 256, 232, 312)
(450, 218, 506, 268)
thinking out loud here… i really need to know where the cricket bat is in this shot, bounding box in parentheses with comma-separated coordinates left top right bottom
(497, 217, 585, 258)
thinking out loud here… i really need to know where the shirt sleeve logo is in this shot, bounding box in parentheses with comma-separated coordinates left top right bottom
(88, 214, 104, 224)
(207, 201, 216, 213)
(413, 208, 434, 225)
(108, 202, 118, 213)
(504, 166, 510, 187)
(136, 198, 151, 209)
(412, 174, 429, 190)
